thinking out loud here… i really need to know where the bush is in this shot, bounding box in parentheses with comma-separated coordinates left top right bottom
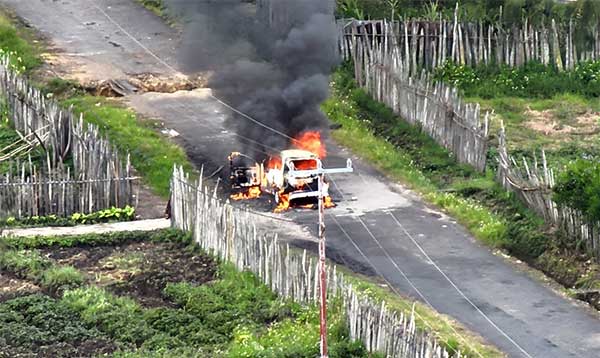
(554, 159, 600, 222)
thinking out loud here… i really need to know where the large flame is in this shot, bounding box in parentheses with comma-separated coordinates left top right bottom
(293, 131, 326, 158)
(230, 186, 261, 200)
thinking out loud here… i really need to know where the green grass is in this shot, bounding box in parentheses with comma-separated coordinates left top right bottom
(469, 94, 600, 170)
(136, 0, 166, 17)
(63, 96, 195, 197)
(41, 266, 85, 293)
(0, 12, 42, 72)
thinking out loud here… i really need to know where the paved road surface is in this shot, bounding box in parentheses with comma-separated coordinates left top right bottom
(4, 1, 600, 356)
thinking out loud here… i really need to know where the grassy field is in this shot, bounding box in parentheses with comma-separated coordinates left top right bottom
(323, 64, 600, 308)
(472, 94, 600, 167)
(0, 229, 379, 357)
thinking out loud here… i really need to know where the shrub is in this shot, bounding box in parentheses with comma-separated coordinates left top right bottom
(553, 159, 600, 222)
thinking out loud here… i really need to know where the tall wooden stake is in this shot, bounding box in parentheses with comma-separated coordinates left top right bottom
(288, 160, 353, 358)
(318, 173, 328, 358)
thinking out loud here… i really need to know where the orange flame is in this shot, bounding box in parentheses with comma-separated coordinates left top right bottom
(267, 156, 282, 170)
(293, 159, 318, 170)
(274, 191, 290, 213)
(324, 196, 335, 209)
(230, 186, 261, 200)
(293, 131, 326, 158)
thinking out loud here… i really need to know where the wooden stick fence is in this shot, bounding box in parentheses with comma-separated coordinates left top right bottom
(170, 166, 456, 358)
(496, 125, 600, 259)
(342, 20, 490, 171)
(340, 15, 595, 75)
(0, 56, 135, 219)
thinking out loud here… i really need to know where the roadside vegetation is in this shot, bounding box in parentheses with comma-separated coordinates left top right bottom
(0, 229, 384, 357)
(323, 63, 600, 307)
(0, 12, 41, 72)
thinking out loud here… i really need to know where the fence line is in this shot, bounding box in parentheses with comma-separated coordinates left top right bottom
(340, 19, 600, 260)
(340, 15, 594, 75)
(342, 20, 489, 171)
(496, 125, 600, 259)
(170, 166, 455, 358)
(0, 56, 135, 218)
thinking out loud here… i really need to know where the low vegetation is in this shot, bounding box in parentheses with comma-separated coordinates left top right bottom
(0, 229, 383, 357)
(0, 12, 41, 72)
(63, 96, 195, 197)
(323, 63, 600, 306)
(554, 159, 600, 223)
(1, 206, 136, 228)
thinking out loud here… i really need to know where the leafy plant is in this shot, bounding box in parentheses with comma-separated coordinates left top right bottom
(554, 159, 600, 222)
(0, 206, 136, 228)
(338, 0, 365, 19)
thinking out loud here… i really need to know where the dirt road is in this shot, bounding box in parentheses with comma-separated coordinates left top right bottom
(3, 1, 600, 357)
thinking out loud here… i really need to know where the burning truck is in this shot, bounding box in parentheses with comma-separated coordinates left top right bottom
(228, 131, 352, 212)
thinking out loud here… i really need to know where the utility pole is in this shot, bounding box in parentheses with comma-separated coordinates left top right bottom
(290, 158, 353, 358)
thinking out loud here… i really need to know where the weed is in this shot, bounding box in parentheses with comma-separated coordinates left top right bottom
(41, 77, 83, 99)
(42, 266, 85, 293)
(0, 13, 41, 72)
(0, 249, 51, 281)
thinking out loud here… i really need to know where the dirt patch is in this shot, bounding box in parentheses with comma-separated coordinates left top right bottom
(0, 273, 40, 303)
(524, 109, 600, 136)
(42, 240, 217, 307)
(129, 73, 204, 93)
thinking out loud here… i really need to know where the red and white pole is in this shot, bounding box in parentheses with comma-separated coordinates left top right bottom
(318, 173, 328, 358)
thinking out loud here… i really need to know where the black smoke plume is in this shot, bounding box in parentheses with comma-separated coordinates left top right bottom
(166, 0, 338, 159)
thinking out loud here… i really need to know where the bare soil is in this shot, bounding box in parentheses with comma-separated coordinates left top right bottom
(0, 272, 40, 303)
(524, 109, 600, 137)
(42, 240, 217, 307)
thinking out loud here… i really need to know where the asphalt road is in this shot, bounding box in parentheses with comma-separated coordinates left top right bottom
(4, 1, 600, 357)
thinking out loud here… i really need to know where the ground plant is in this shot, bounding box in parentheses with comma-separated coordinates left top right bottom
(0, 206, 136, 228)
(0, 229, 380, 357)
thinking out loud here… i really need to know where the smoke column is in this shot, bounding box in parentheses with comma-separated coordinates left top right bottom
(166, 0, 338, 159)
